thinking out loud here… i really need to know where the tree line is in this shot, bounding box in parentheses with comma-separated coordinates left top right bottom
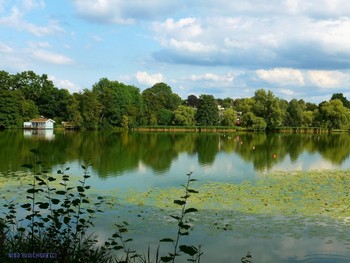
(0, 70, 350, 130)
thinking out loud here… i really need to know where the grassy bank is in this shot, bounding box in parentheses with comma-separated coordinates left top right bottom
(133, 126, 247, 133)
(271, 127, 330, 133)
(133, 126, 349, 133)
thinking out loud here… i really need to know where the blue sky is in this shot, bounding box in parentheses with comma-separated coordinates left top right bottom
(1, 0, 350, 103)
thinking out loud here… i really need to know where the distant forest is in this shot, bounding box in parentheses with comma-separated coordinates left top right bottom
(1, 70, 350, 130)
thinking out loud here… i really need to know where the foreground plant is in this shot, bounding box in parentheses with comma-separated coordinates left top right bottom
(1, 150, 204, 263)
(159, 172, 202, 263)
(1, 149, 113, 262)
(101, 172, 202, 263)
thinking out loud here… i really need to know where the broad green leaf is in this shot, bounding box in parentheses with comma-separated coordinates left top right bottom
(161, 256, 174, 262)
(185, 208, 198, 214)
(179, 245, 198, 256)
(174, 200, 186, 206)
(159, 238, 174, 243)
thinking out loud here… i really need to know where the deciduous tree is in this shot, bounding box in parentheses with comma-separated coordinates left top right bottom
(285, 99, 304, 127)
(142, 82, 182, 125)
(195, 94, 219, 126)
(221, 108, 237, 126)
(174, 105, 196, 126)
(319, 99, 350, 130)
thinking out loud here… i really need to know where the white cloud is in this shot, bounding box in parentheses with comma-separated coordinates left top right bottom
(73, 0, 181, 24)
(135, 71, 164, 86)
(0, 42, 13, 53)
(169, 39, 215, 53)
(256, 68, 305, 86)
(25, 20, 63, 37)
(27, 41, 50, 48)
(196, 0, 350, 17)
(49, 76, 81, 93)
(189, 73, 234, 86)
(306, 70, 350, 89)
(153, 18, 219, 54)
(31, 49, 74, 65)
(0, 53, 32, 71)
(280, 89, 295, 96)
(151, 6, 350, 69)
(0, 6, 63, 36)
(91, 35, 103, 42)
(255, 68, 350, 90)
(0, 0, 5, 13)
(153, 18, 203, 42)
(22, 0, 45, 11)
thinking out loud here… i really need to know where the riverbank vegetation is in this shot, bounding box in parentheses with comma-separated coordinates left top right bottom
(1, 70, 350, 131)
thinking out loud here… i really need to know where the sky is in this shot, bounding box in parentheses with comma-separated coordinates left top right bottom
(1, 0, 350, 103)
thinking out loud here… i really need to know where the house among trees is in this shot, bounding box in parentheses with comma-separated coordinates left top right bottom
(23, 118, 55, 129)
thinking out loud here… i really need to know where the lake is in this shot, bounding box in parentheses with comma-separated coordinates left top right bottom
(1, 130, 350, 262)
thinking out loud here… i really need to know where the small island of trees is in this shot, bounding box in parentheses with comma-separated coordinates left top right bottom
(1, 70, 350, 132)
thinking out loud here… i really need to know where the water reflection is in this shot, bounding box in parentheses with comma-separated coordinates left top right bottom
(286, 254, 350, 263)
(23, 129, 55, 140)
(2, 130, 350, 263)
(91, 203, 350, 263)
(1, 131, 350, 177)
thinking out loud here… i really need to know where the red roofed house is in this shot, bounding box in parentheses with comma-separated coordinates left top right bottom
(23, 118, 55, 129)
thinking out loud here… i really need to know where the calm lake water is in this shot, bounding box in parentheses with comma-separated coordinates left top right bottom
(1, 130, 350, 262)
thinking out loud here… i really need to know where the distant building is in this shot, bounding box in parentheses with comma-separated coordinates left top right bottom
(23, 118, 55, 129)
(217, 105, 225, 111)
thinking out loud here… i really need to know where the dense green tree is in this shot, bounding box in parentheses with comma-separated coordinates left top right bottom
(0, 70, 13, 90)
(0, 89, 22, 128)
(232, 98, 254, 113)
(305, 102, 318, 111)
(311, 108, 323, 127)
(93, 78, 143, 127)
(186, 95, 199, 108)
(77, 89, 102, 130)
(285, 99, 304, 126)
(0, 71, 39, 127)
(279, 99, 288, 125)
(279, 99, 289, 112)
(221, 97, 234, 109)
(3, 69, 350, 131)
(298, 99, 306, 111)
(195, 94, 219, 126)
(67, 94, 83, 127)
(12, 71, 59, 118)
(302, 110, 315, 127)
(38, 88, 71, 120)
(242, 112, 267, 130)
(157, 109, 174, 125)
(174, 105, 196, 126)
(319, 99, 350, 130)
(142, 82, 181, 125)
(221, 108, 237, 126)
(54, 89, 71, 119)
(252, 89, 284, 128)
(20, 97, 39, 121)
(94, 82, 119, 127)
(331, 93, 350, 108)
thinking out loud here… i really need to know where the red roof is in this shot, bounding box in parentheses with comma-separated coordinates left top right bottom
(30, 118, 53, 123)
